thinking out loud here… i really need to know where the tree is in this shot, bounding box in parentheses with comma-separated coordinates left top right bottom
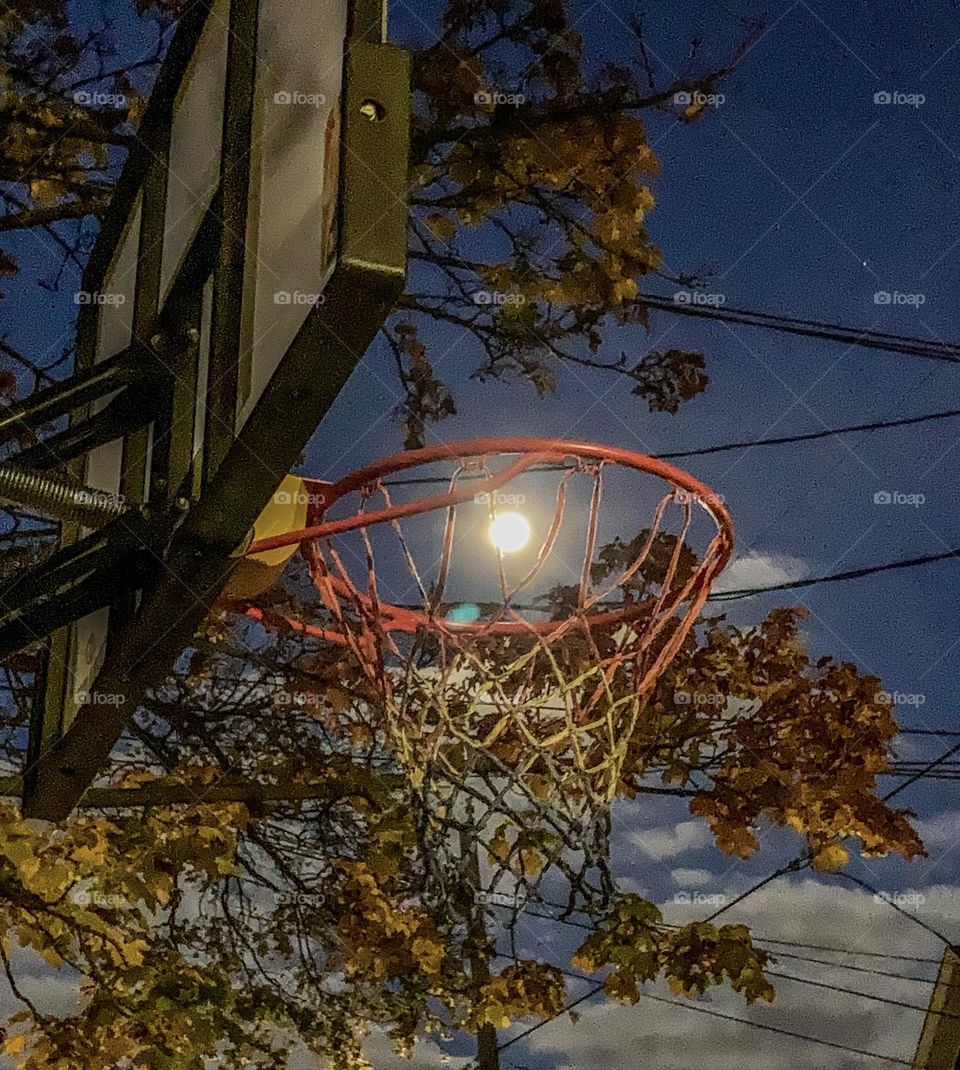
(0, 0, 754, 424)
(392, 0, 760, 444)
(0, 1, 928, 1067)
(0, 582, 922, 1068)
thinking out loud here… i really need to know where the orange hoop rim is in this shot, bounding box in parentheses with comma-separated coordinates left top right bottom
(242, 438, 735, 639)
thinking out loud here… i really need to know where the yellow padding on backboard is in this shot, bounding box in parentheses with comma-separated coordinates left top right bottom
(223, 475, 310, 600)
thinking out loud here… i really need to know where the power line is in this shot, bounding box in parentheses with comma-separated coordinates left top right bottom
(511, 907, 960, 1011)
(840, 872, 959, 948)
(497, 981, 602, 1055)
(767, 967, 960, 1020)
(695, 740, 960, 948)
(380, 406, 960, 489)
(657, 407, 960, 460)
(487, 956, 915, 1067)
(881, 739, 960, 800)
(710, 546, 960, 602)
(482, 917, 960, 1062)
(757, 938, 941, 964)
(372, 542, 960, 616)
(703, 858, 810, 922)
(772, 950, 949, 989)
(636, 990, 912, 1065)
(642, 292, 960, 367)
(489, 897, 952, 994)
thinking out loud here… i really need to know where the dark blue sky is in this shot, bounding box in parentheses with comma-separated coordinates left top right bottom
(329, 0, 960, 742)
(320, 1, 960, 958)
(3, 2, 960, 1062)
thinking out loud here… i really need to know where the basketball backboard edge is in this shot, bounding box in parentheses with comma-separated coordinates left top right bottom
(23, 0, 410, 820)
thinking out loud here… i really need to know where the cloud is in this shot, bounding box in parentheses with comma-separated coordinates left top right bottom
(712, 552, 809, 594)
(671, 867, 714, 887)
(627, 820, 712, 861)
(916, 810, 960, 853)
(509, 877, 956, 1070)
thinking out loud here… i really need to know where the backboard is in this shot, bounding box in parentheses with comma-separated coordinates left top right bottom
(22, 0, 409, 819)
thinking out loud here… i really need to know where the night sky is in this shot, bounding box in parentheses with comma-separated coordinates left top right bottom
(3, 0, 960, 1065)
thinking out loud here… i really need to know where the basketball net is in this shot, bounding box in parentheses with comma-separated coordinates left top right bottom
(236, 441, 733, 908)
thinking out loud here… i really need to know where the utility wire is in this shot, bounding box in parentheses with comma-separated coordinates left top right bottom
(642, 292, 960, 367)
(510, 895, 952, 966)
(487, 954, 915, 1067)
(505, 902, 955, 990)
(489, 920, 960, 1033)
(656, 408, 960, 460)
(756, 938, 942, 964)
(703, 859, 810, 922)
(772, 950, 953, 990)
(709, 546, 960, 602)
(693, 737, 960, 937)
(636, 990, 912, 1065)
(371, 543, 960, 614)
(882, 768, 960, 781)
(840, 872, 959, 948)
(897, 729, 960, 737)
(767, 968, 960, 1019)
(881, 739, 960, 801)
(381, 406, 960, 489)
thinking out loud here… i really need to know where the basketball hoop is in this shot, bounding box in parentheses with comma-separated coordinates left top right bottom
(233, 439, 733, 904)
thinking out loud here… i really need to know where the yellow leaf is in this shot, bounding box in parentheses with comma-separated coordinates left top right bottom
(37, 945, 65, 969)
(518, 848, 545, 875)
(110, 938, 148, 967)
(613, 277, 638, 303)
(812, 843, 849, 871)
(72, 843, 107, 867)
(28, 179, 63, 203)
(3, 1034, 27, 1056)
(426, 213, 457, 241)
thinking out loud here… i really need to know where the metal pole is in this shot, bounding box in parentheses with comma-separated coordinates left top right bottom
(458, 830, 500, 1070)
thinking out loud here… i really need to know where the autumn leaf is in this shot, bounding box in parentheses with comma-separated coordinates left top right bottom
(812, 842, 850, 871)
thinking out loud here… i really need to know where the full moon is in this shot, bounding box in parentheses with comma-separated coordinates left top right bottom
(489, 511, 531, 554)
